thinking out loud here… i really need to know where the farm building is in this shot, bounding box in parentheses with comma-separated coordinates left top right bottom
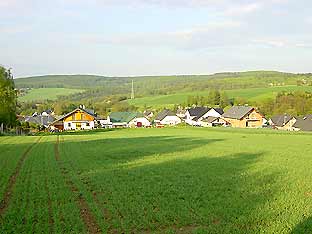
(185, 107, 224, 126)
(154, 109, 181, 126)
(50, 108, 96, 131)
(109, 112, 150, 128)
(269, 114, 297, 131)
(222, 106, 264, 128)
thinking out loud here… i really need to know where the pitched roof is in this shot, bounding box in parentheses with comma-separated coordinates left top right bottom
(155, 109, 177, 121)
(270, 114, 294, 127)
(50, 108, 96, 125)
(143, 110, 153, 116)
(202, 116, 219, 123)
(109, 112, 144, 123)
(294, 115, 312, 131)
(25, 115, 56, 127)
(213, 108, 224, 115)
(222, 106, 254, 120)
(187, 107, 210, 117)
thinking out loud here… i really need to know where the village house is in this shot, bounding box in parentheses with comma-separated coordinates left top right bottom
(292, 114, 312, 132)
(176, 108, 186, 119)
(154, 109, 181, 126)
(269, 114, 297, 131)
(185, 107, 224, 126)
(98, 117, 112, 128)
(24, 115, 56, 129)
(143, 110, 154, 119)
(109, 112, 150, 128)
(41, 109, 55, 116)
(222, 106, 264, 128)
(50, 107, 97, 131)
(201, 116, 229, 127)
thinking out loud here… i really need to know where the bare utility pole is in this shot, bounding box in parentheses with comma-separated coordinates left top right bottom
(131, 80, 134, 99)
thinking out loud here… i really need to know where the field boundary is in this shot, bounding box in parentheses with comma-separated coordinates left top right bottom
(54, 135, 102, 234)
(0, 136, 42, 220)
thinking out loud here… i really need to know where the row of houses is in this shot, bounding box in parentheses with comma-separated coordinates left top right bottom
(21, 105, 312, 132)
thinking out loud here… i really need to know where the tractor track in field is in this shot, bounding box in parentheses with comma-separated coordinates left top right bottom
(0, 136, 42, 220)
(54, 135, 102, 234)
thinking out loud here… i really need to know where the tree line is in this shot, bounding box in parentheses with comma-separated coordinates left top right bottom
(0, 66, 17, 129)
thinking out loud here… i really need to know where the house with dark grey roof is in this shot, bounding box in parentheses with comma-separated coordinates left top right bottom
(24, 115, 56, 128)
(185, 107, 224, 126)
(109, 112, 150, 128)
(222, 106, 264, 128)
(293, 115, 312, 131)
(41, 109, 55, 116)
(154, 109, 181, 126)
(268, 114, 297, 131)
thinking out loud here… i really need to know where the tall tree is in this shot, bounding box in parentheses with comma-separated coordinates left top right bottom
(0, 66, 17, 127)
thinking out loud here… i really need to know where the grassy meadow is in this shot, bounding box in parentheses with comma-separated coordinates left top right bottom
(129, 85, 312, 108)
(18, 88, 84, 102)
(0, 128, 312, 233)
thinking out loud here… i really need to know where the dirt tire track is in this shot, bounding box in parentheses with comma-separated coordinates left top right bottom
(54, 135, 102, 234)
(0, 136, 42, 220)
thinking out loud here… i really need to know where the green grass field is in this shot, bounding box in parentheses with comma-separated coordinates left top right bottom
(0, 128, 312, 233)
(18, 88, 84, 102)
(129, 85, 312, 108)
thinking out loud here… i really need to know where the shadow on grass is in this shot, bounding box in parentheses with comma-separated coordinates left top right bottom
(291, 217, 312, 234)
(60, 136, 222, 170)
(90, 151, 279, 233)
(57, 135, 282, 233)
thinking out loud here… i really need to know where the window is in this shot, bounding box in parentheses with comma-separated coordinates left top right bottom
(86, 122, 90, 127)
(68, 123, 71, 127)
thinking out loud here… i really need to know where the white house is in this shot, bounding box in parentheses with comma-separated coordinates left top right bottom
(98, 116, 112, 128)
(154, 109, 181, 126)
(185, 107, 224, 126)
(109, 112, 151, 128)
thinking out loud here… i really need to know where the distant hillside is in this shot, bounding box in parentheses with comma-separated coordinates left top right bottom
(14, 71, 312, 104)
(14, 75, 120, 89)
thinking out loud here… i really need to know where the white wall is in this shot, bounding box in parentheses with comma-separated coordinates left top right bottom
(64, 121, 94, 130)
(129, 117, 151, 127)
(160, 116, 181, 125)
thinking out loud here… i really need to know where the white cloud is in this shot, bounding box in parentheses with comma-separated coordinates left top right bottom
(253, 38, 312, 48)
(83, 20, 243, 49)
(224, 3, 263, 16)
(0, 25, 32, 34)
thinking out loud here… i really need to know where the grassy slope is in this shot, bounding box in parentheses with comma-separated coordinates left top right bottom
(1, 128, 312, 233)
(129, 85, 312, 108)
(18, 88, 84, 102)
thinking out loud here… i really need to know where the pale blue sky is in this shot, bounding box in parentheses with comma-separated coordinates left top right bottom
(0, 0, 311, 77)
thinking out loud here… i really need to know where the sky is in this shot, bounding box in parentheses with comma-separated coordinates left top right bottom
(0, 0, 311, 77)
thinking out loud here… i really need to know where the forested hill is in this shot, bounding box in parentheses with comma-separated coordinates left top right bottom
(14, 71, 312, 116)
(14, 71, 310, 91)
